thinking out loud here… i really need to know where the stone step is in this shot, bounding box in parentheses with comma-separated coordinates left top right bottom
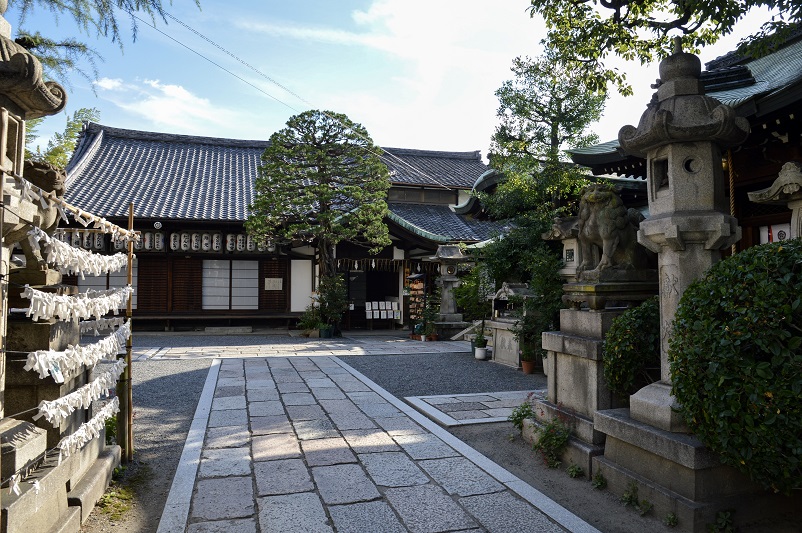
(67, 446, 121, 523)
(2, 454, 72, 533)
(0, 419, 47, 482)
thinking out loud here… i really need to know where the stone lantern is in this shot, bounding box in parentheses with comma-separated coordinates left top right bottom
(618, 40, 749, 432)
(431, 245, 470, 337)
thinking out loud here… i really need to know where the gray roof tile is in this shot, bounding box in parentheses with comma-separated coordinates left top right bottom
(387, 203, 507, 242)
(65, 124, 488, 221)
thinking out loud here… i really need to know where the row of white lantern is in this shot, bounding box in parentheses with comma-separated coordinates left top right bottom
(56, 230, 268, 253)
(53, 230, 106, 251)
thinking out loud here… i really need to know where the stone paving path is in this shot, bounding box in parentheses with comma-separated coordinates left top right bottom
(137, 336, 469, 361)
(156, 353, 599, 533)
(406, 390, 547, 427)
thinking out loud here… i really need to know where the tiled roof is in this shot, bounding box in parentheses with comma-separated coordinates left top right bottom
(387, 203, 508, 243)
(65, 123, 488, 221)
(568, 36, 802, 164)
(381, 147, 488, 189)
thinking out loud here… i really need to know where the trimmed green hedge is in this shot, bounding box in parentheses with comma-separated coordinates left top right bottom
(603, 296, 660, 397)
(669, 240, 802, 493)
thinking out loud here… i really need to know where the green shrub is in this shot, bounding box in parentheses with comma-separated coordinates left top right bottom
(532, 416, 571, 468)
(603, 296, 660, 396)
(670, 240, 802, 493)
(508, 395, 535, 433)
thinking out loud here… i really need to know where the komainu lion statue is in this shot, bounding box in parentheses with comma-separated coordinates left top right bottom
(577, 184, 646, 274)
(3, 160, 66, 270)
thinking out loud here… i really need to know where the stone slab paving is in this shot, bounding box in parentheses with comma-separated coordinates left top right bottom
(162, 355, 600, 533)
(406, 390, 547, 427)
(140, 335, 471, 361)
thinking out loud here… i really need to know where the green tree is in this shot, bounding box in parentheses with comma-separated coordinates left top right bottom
(480, 51, 604, 284)
(485, 51, 604, 224)
(527, 0, 800, 94)
(10, 0, 201, 84)
(26, 107, 100, 168)
(246, 109, 392, 279)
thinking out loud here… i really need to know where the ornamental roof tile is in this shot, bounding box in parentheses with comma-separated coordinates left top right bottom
(65, 123, 489, 222)
(387, 202, 508, 243)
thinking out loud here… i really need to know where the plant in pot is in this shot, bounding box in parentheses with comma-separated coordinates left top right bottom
(421, 302, 439, 341)
(454, 264, 494, 359)
(511, 295, 553, 374)
(317, 274, 348, 338)
(474, 328, 488, 360)
(297, 304, 325, 337)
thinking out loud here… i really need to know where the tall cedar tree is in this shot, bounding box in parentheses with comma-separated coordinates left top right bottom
(246, 110, 391, 278)
(480, 51, 604, 285)
(527, 0, 801, 94)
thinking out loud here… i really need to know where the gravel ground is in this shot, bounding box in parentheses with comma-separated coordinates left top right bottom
(81, 358, 212, 533)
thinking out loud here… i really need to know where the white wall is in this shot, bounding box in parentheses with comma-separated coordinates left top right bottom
(290, 259, 314, 312)
(80, 258, 138, 309)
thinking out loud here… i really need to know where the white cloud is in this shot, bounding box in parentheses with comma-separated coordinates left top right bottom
(93, 77, 125, 91)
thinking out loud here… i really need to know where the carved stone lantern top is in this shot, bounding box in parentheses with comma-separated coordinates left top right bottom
(619, 41, 749, 158)
(0, 5, 67, 119)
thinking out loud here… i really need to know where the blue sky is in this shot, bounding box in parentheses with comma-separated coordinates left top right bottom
(13, 1, 774, 158)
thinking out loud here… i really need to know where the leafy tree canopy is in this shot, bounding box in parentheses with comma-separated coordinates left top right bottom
(26, 107, 100, 168)
(9, 0, 200, 84)
(246, 109, 392, 278)
(528, 0, 801, 94)
(482, 51, 604, 229)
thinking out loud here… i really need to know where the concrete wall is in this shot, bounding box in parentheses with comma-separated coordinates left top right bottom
(290, 259, 314, 312)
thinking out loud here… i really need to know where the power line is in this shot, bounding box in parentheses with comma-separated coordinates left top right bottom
(133, 11, 458, 191)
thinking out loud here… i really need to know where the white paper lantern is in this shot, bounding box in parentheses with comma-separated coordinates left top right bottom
(246, 235, 255, 252)
(191, 233, 201, 251)
(212, 233, 222, 252)
(143, 232, 153, 250)
(170, 233, 181, 251)
(180, 233, 191, 251)
(154, 232, 165, 251)
(226, 234, 236, 252)
(93, 233, 104, 250)
(83, 232, 93, 249)
(236, 234, 246, 252)
(72, 231, 82, 247)
(202, 233, 212, 251)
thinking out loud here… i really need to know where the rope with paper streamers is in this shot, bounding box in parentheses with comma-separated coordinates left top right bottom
(20, 285, 133, 322)
(56, 397, 119, 461)
(27, 227, 131, 279)
(33, 359, 126, 427)
(4, 393, 114, 494)
(24, 320, 132, 382)
(80, 316, 127, 335)
(6, 171, 139, 244)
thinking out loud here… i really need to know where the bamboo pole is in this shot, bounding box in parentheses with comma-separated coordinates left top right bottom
(126, 203, 134, 461)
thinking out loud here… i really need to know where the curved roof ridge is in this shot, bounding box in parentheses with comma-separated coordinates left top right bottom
(82, 122, 271, 149)
(382, 147, 482, 160)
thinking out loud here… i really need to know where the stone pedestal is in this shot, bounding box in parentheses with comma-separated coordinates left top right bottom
(593, 409, 802, 531)
(486, 319, 519, 367)
(535, 305, 634, 474)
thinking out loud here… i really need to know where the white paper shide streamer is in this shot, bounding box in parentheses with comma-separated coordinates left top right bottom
(21, 285, 134, 322)
(80, 316, 127, 335)
(24, 320, 132, 382)
(27, 227, 130, 279)
(57, 397, 120, 460)
(34, 359, 127, 427)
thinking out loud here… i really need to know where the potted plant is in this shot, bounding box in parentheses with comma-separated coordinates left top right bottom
(511, 295, 552, 374)
(421, 300, 439, 341)
(474, 328, 488, 360)
(297, 304, 324, 337)
(454, 265, 494, 358)
(317, 274, 348, 337)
